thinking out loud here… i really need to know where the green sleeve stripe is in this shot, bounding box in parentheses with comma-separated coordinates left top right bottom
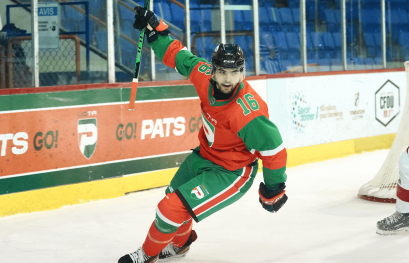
(263, 166, 287, 188)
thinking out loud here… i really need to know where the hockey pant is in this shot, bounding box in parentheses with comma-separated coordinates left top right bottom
(397, 147, 409, 213)
(142, 148, 258, 257)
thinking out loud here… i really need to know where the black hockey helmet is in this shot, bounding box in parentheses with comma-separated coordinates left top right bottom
(211, 44, 246, 74)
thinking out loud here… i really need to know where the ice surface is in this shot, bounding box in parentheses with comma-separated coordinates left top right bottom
(1, 149, 409, 263)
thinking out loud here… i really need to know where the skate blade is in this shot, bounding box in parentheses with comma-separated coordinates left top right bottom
(158, 254, 187, 261)
(376, 227, 409, 236)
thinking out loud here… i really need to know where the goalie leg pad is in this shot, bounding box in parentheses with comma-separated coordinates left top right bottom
(397, 148, 409, 213)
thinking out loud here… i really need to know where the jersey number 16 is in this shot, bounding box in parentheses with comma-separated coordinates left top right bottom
(237, 94, 259, 116)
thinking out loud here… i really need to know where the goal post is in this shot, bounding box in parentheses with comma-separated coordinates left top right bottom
(358, 61, 409, 203)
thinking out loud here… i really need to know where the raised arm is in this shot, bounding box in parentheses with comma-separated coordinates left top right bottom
(133, 6, 207, 79)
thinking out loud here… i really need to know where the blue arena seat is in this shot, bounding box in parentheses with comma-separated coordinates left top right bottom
(264, 57, 281, 74)
(353, 57, 366, 70)
(324, 9, 338, 32)
(305, 4, 315, 22)
(267, 7, 282, 31)
(234, 10, 244, 31)
(155, 1, 172, 21)
(260, 31, 275, 51)
(361, 9, 381, 32)
(280, 60, 293, 72)
(362, 0, 381, 10)
(259, 7, 271, 32)
(345, 0, 359, 21)
(120, 37, 136, 54)
(190, 10, 202, 33)
(235, 36, 249, 54)
(363, 32, 378, 58)
(317, 58, 331, 72)
(246, 54, 254, 72)
(330, 58, 343, 71)
(170, 3, 185, 30)
(193, 36, 206, 58)
(278, 8, 293, 31)
(204, 37, 216, 58)
(373, 57, 382, 69)
(322, 32, 336, 58)
(119, 5, 134, 21)
(346, 23, 358, 43)
(364, 57, 375, 69)
(200, 10, 212, 32)
(273, 32, 289, 57)
(291, 8, 300, 25)
(310, 32, 325, 58)
(242, 10, 253, 30)
(372, 32, 382, 48)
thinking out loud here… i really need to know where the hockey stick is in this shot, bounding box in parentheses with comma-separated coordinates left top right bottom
(128, 0, 150, 111)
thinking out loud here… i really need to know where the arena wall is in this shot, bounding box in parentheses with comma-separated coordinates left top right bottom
(0, 68, 405, 217)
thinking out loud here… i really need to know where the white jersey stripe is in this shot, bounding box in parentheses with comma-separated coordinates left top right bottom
(251, 142, 285, 156)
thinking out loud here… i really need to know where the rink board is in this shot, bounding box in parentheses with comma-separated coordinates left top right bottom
(0, 69, 405, 217)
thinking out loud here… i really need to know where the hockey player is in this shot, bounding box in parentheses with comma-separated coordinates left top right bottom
(377, 147, 409, 235)
(118, 7, 288, 263)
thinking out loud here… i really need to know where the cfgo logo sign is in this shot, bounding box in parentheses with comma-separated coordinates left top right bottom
(375, 80, 400, 127)
(78, 118, 97, 159)
(190, 184, 209, 200)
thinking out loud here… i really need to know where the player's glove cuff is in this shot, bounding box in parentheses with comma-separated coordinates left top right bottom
(258, 182, 288, 213)
(145, 19, 171, 43)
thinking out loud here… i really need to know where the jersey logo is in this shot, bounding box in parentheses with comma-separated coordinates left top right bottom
(201, 112, 215, 147)
(191, 184, 209, 200)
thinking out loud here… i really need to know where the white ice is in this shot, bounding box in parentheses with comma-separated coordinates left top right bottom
(1, 149, 409, 263)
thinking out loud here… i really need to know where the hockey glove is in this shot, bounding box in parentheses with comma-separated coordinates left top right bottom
(133, 6, 171, 43)
(259, 182, 288, 213)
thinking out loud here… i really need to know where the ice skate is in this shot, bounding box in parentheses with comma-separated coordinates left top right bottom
(118, 247, 159, 263)
(159, 230, 197, 260)
(376, 211, 409, 235)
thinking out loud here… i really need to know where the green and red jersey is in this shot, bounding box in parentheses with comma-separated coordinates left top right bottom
(149, 36, 287, 188)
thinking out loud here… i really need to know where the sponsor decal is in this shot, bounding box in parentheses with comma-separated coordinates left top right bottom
(319, 105, 343, 120)
(350, 92, 365, 120)
(290, 92, 319, 133)
(191, 184, 209, 200)
(78, 118, 97, 159)
(375, 80, 400, 127)
(0, 99, 201, 177)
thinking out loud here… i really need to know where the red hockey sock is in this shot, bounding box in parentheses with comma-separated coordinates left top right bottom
(142, 192, 192, 257)
(171, 219, 193, 248)
(142, 222, 176, 257)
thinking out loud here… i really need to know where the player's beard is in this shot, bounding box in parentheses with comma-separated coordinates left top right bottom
(216, 82, 237, 94)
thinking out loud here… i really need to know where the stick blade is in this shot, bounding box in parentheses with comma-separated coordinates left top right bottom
(128, 80, 138, 111)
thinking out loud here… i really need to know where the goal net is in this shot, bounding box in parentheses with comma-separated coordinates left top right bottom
(358, 61, 409, 203)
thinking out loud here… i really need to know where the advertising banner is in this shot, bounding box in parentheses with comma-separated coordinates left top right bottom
(267, 71, 407, 148)
(0, 99, 202, 177)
